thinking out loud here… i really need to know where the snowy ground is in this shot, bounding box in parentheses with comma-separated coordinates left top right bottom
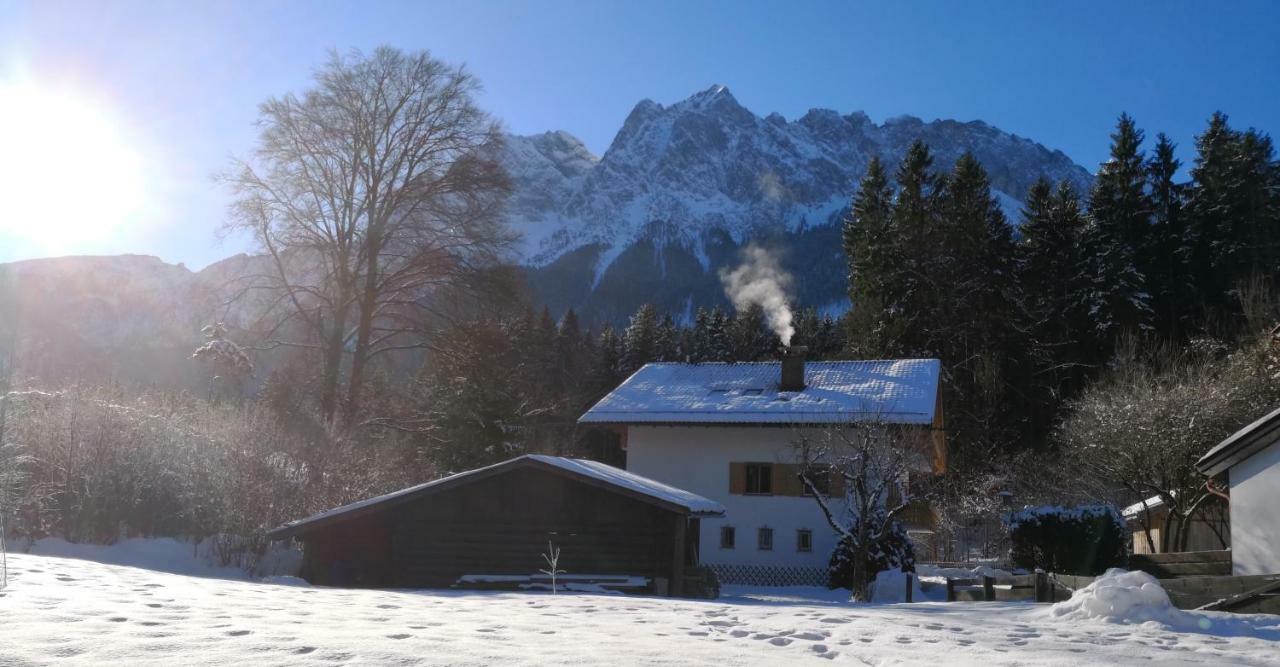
(2, 554, 1279, 666)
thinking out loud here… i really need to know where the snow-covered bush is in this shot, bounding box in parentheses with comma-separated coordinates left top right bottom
(827, 516, 915, 590)
(1008, 505, 1126, 575)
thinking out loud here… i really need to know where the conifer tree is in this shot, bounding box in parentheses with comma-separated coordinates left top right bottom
(688, 307, 711, 362)
(1082, 114, 1155, 353)
(655, 313, 680, 362)
(1016, 179, 1090, 430)
(706, 307, 734, 362)
(591, 326, 626, 397)
(1186, 113, 1280, 329)
(843, 155, 908, 357)
(1146, 133, 1189, 337)
(622, 304, 659, 373)
(730, 303, 776, 361)
(890, 141, 943, 356)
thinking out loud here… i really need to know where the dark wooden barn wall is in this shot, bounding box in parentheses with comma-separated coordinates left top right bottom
(300, 465, 687, 589)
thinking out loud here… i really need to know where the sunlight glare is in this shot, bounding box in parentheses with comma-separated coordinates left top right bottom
(0, 81, 149, 249)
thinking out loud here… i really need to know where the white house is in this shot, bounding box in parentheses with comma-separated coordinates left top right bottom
(579, 350, 944, 586)
(1196, 406, 1280, 576)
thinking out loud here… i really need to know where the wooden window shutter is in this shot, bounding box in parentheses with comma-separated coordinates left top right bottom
(773, 463, 803, 497)
(829, 470, 845, 497)
(729, 462, 746, 494)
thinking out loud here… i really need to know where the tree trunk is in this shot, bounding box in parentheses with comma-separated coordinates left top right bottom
(1159, 508, 1180, 553)
(851, 521, 871, 601)
(345, 251, 381, 424)
(319, 305, 350, 427)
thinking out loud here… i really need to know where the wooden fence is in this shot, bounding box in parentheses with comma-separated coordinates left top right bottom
(920, 570, 1280, 615)
(936, 573, 1057, 603)
(1129, 550, 1232, 578)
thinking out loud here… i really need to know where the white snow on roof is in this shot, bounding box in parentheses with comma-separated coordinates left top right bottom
(1122, 494, 1168, 519)
(268, 455, 723, 537)
(579, 359, 941, 425)
(525, 454, 724, 515)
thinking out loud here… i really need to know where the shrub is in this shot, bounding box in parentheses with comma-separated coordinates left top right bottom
(0, 385, 428, 571)
(827, 517, 915, 590)
(1007, 505, 1127, 575)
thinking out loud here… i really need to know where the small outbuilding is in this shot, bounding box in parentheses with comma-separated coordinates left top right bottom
(267, 455, 725, 596)
(1196, 406, 1280, 575)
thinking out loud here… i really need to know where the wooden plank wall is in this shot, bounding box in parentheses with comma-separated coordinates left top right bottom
(387, 466, 681, 588)
(1129, 550, 1232, 578)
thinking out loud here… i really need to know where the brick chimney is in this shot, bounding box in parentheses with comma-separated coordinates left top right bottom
(780, 346, 808, 392)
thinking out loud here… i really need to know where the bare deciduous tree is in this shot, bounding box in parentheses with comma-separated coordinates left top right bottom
(793, 420, 931, 601)
(1055, 332, 1280, 552)
(224, 46, 514, 427)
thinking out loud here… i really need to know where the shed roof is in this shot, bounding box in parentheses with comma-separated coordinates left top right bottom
(579, 359, 941, 425)
(1196, 405, 1280, 478)
(266, 455, 724, 540)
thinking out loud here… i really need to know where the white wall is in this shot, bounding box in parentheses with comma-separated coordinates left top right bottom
(626, 425, 847, 571)
(1229, 439, 1280, 575)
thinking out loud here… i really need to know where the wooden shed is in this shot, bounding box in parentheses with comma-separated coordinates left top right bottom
(266, 455, 724, 596)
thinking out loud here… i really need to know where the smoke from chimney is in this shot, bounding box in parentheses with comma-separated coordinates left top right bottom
(719, 244, 795, 346)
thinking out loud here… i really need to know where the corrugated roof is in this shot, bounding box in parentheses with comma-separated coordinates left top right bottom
(266, 455, 724, 539)
(579, 359, 941, 425)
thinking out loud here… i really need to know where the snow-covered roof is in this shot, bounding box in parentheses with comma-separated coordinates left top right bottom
(1121, 495, 1166, 519)
(1196, 405, 1280, 477)
(579, 359, 941, 425)
(267, 455, 723, 539)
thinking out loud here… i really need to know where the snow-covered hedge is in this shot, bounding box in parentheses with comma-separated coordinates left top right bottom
(1007, 505, 1126, 575)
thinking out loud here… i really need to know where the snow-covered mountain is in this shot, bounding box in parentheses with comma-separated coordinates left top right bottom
(503, 85, 1092, 324)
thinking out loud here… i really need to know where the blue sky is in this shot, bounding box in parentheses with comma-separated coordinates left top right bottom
(0, 0, 1277, 268)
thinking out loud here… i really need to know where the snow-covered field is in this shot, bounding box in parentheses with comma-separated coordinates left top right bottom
(2, 553, 1278, 666)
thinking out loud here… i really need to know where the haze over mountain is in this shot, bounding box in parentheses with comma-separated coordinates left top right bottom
(504, 85, 1092, 323)
(0, 86, 1094, 387)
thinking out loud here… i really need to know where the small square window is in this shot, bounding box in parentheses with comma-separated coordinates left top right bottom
(758, 526, 774, 551)
(797, 529, 813, 553)
(745, 463, 773, 495)
(720, 526, 736, 549)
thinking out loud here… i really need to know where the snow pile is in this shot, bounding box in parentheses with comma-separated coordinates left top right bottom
(867, 568, 924, 603)
(259, 575, 309, 587)
(1047, 568, 1192, 627)
(21, 536, 301, 582)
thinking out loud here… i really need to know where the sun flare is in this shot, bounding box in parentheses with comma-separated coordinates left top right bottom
(0, 81, 148, 250)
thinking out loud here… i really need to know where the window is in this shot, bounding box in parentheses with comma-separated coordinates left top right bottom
(745, 463, 773, 495)
(757, 526, 774, 551)
(796, 529, 813, 552)
(802, 467, 831, 497)
(720, 526, 736, 549)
